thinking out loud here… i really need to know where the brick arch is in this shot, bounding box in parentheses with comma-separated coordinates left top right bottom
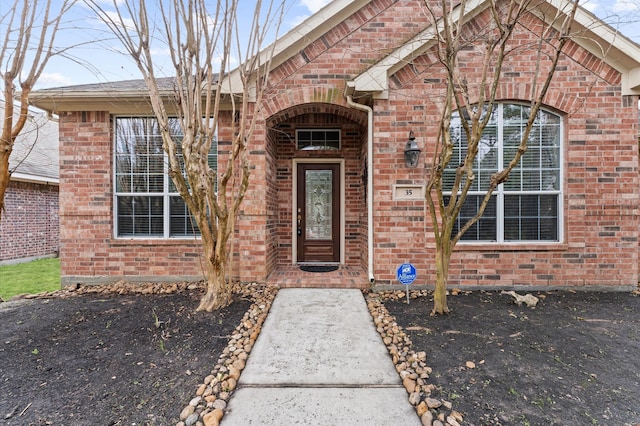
(492, 83, 578, 115)
(263, 87, 368, 127)
(436, 84, 578, 116)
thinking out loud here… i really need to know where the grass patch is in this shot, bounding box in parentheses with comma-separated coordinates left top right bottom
(0, 258, 61, 300)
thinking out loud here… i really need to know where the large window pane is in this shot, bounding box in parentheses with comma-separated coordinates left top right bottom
(476, 127, 498, 188)
(457, 195, 497, 241)
(448, 104, 561, 242)
(504, 195, 558, 241)
(115, 155, 132, 192)
(170, 196, 200, 236)
(115, 118, 165, 194)
(444, 195, 497, 241)
(117, 196, 164, 237)
(114, 117, 217, 238)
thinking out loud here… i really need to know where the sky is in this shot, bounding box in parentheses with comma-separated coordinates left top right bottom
(15, 0, 640, 89)
(35, 0, 334, 88)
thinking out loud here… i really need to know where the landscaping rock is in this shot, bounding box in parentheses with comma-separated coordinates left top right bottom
(185, 413, 199, 426)
(180, 405, 195, 420)
(202, 408, 224, 426)
(421, 410, 434, 426)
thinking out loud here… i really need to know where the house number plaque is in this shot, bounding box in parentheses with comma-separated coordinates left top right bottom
(393, 185, 425, 200)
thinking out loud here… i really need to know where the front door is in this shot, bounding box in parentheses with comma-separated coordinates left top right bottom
(296, 163, 340, 263)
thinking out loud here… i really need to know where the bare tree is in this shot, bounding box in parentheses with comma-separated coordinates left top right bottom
(88, 0, 284, 311)
(0, 0, 75, 220)
(423, 0, 579, 314)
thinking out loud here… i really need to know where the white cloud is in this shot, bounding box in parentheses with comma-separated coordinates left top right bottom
(300, 0, 332, 14)
(35, 72, 75, 88)
(150, 48, 171, 57)
(103, 10, 137, 32)
(581, 0, 599, 12)
(290, 0, 332, 28)
(96, 0, 127, 6)
(612, 0, 638, 13)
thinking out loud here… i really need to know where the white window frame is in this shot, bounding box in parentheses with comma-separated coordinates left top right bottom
(112, 116, 215, 239)
(447, 103, 564, 244)
(296, 129, 341, 151)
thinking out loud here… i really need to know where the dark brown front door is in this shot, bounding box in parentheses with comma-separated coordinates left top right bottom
(296, 163, 340, 263)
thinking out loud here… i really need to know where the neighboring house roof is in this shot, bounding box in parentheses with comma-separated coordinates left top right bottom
(1, 101, 59, 185)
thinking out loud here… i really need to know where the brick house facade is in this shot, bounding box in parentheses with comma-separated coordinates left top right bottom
(0, 181, 59, 263)
(0, 103, 59, 264)
(29, 0, 640, 290)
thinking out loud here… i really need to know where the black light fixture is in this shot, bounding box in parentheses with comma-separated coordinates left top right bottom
(404, 130, 421, 168)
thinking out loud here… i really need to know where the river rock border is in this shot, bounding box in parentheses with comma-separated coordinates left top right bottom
(367, 290, 464, 426)
(16, 281, 466, 425)
(6, 279, 277, 426)
(177, 283, 278, 426)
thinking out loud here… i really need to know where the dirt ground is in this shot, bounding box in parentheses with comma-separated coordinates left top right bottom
(384, 290, 640, 426)
(1, 286, 639, 426)
(0, 287, 250, 425)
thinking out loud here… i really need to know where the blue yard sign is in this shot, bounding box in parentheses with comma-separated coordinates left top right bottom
(397, 263, 417, 285)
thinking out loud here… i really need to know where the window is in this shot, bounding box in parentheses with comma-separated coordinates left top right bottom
(445, 103, 561, 242)
(297, 129, 340, 150)
(114, 117, 217, 238)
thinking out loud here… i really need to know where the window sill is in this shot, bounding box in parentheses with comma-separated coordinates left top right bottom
(452, 242, 568, 252)
(110, 237, 201, 247)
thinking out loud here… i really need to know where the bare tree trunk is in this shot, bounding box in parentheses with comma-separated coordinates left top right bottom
(432, 239, 451, 315)
(197, 237, 232, 311)
(0, 148, 10, 217)
(0, 93, 12, 217)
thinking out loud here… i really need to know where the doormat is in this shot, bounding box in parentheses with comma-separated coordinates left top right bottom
(299, 265, 339, 273)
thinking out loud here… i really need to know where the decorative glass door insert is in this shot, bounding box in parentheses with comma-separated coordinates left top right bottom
(305, 170, 333, 240)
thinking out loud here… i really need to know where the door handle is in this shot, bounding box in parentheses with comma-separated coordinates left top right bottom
(297, 209, 302, 236)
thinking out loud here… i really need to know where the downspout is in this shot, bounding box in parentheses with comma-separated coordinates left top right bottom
(346, 90, 375, 285)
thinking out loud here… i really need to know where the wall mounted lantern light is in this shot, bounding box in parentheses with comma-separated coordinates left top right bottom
(404, 130, 421, 168)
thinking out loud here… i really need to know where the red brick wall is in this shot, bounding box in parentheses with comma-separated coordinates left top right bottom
(264, 0, 429, 98)
(216, 108, 275, 283)
(55, 0, 640, 290)
(0, 181, 59, 263)
(267, 108, 367, 269)
(367, 8, 639, 288)
(58, 111, 205, 285)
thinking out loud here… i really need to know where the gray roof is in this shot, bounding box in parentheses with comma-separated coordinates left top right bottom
(2, 101, 59, 183)
(28, 76, 220, 114)
(34, 76, 180, 94)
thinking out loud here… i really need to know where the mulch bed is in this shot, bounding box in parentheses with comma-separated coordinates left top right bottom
(384, 290, 640, 426)
(2, 284, 639, 426)
(0, 286, 250, 425)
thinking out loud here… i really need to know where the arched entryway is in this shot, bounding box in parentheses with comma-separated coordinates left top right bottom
(264, 103, 369, 288)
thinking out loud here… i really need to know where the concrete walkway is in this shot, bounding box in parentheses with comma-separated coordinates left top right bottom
(222, 288, 421, 425)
